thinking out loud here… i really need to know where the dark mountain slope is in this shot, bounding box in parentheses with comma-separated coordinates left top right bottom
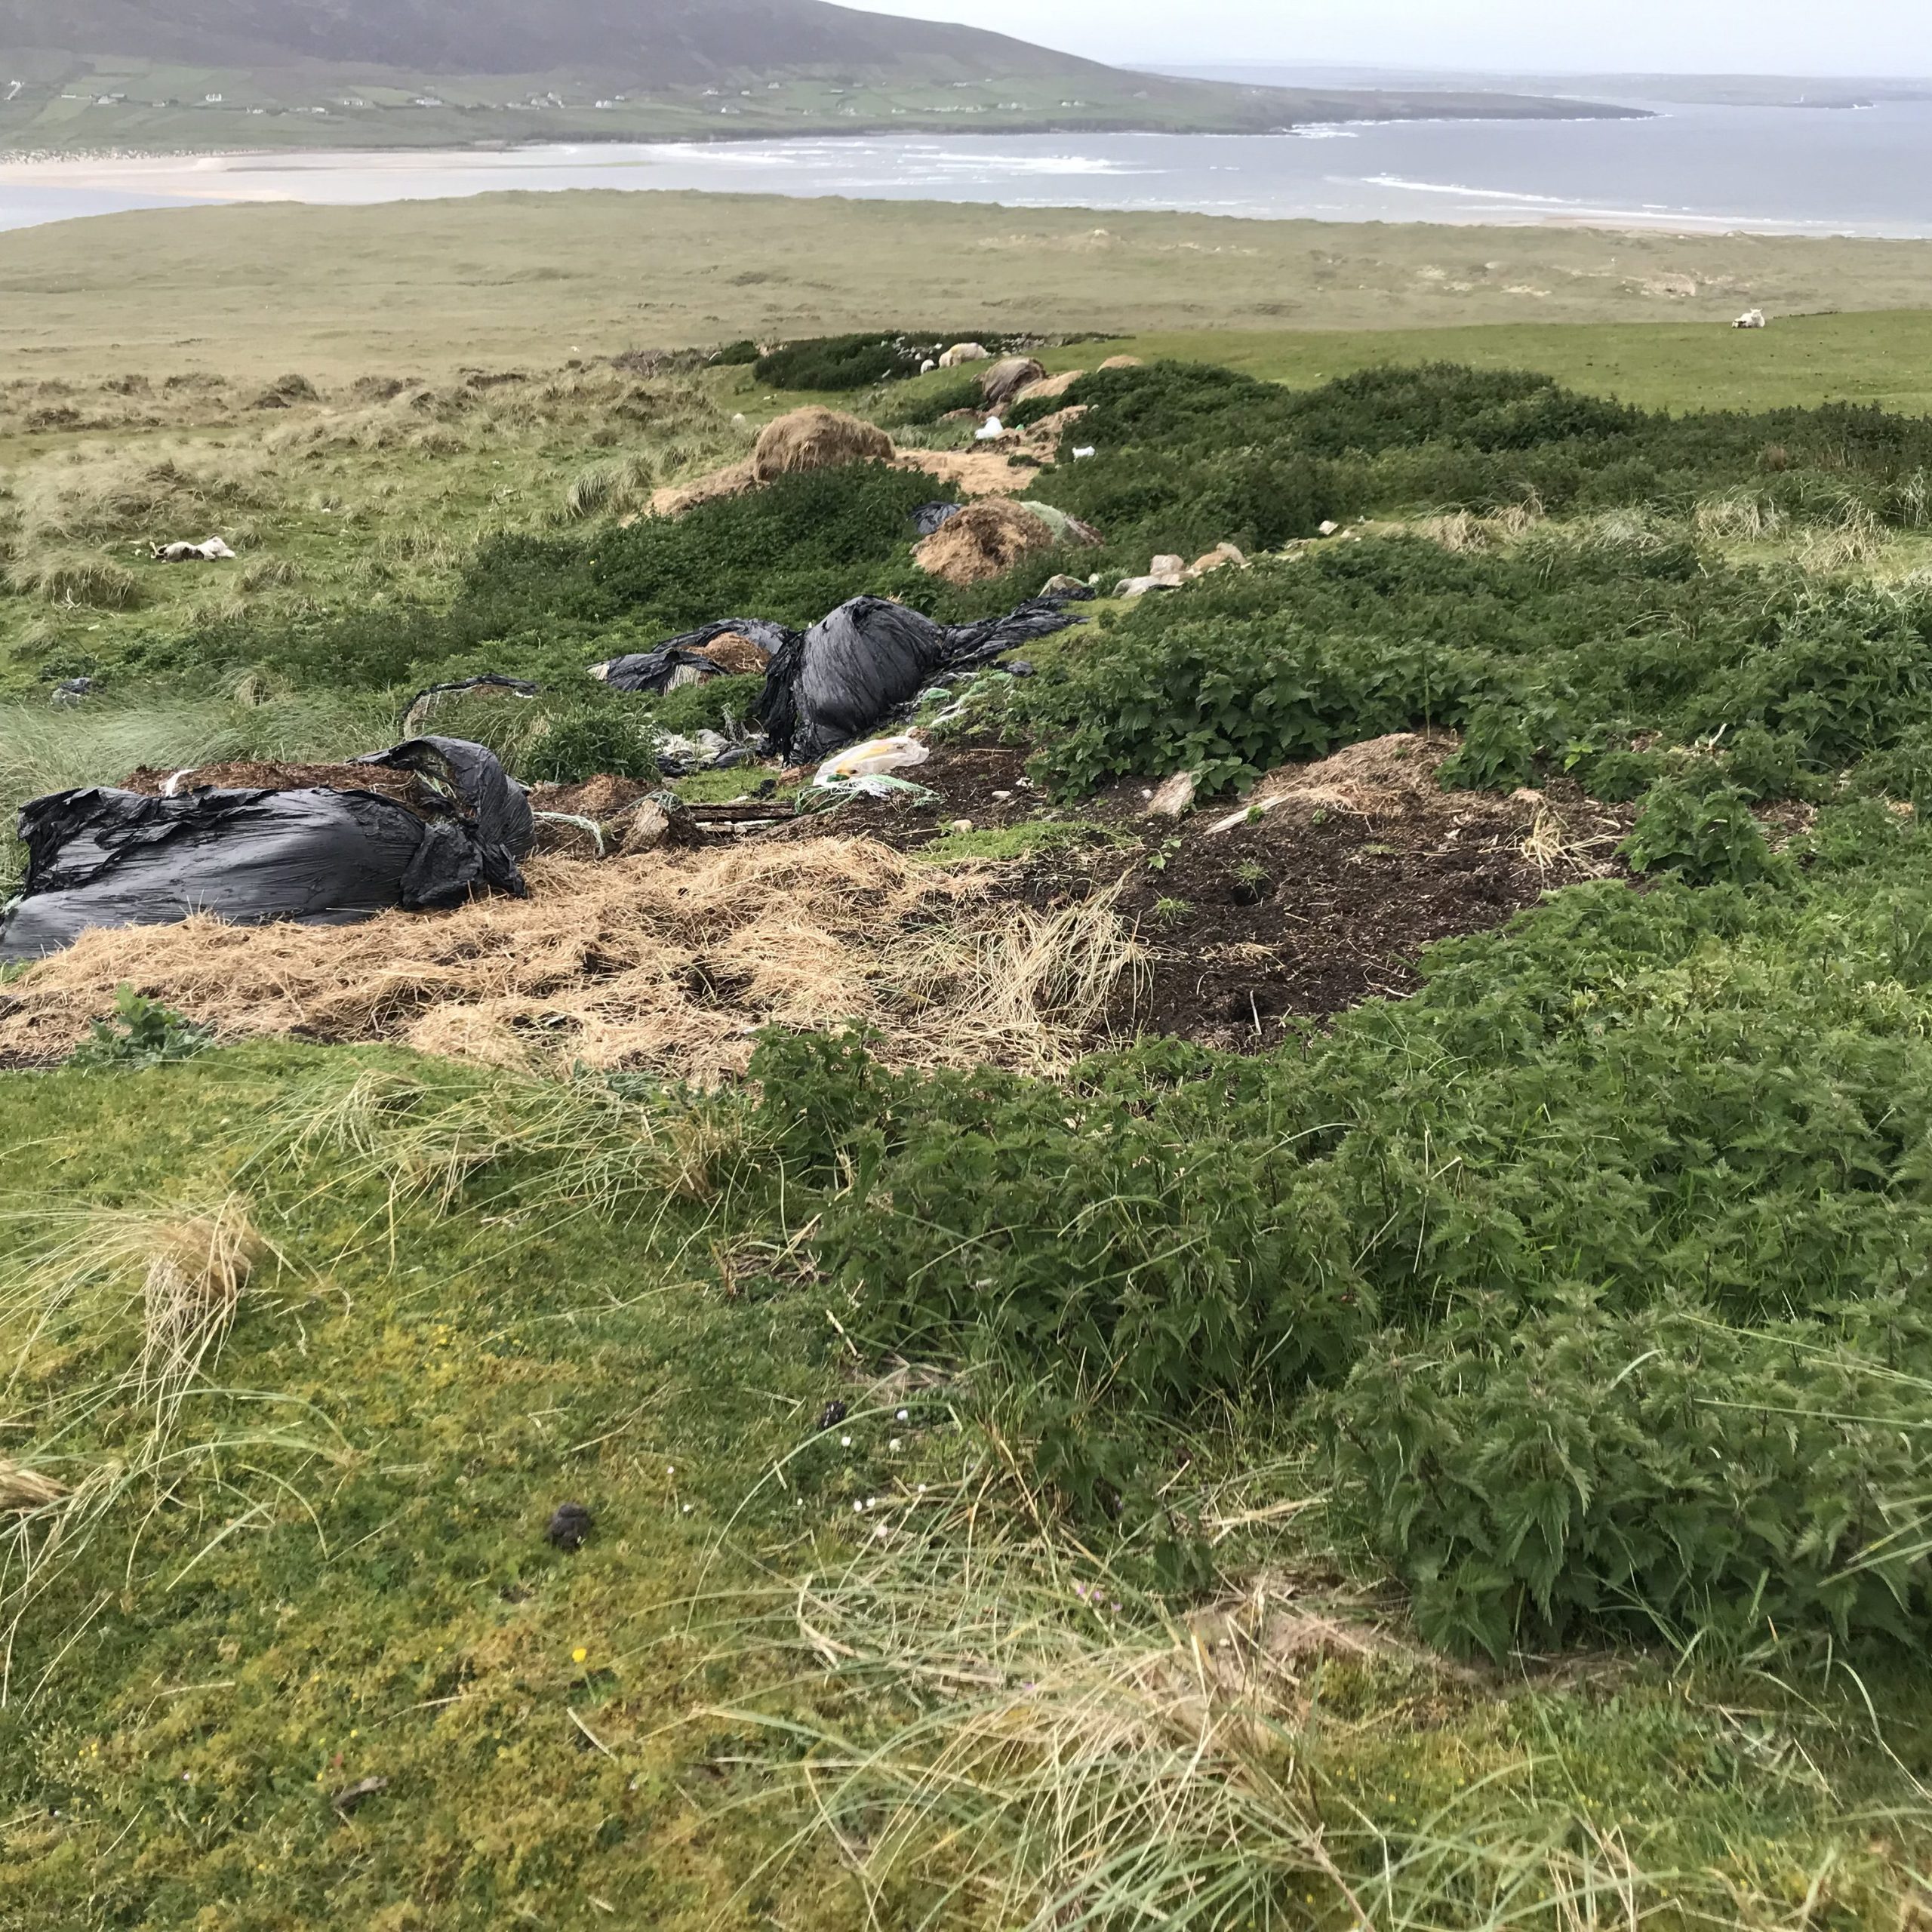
(0, 0, 1119, 80)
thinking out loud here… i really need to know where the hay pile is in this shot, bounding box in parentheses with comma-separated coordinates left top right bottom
(913, 500, 1060, 586)
(0, 839, 1144, 1084)
(1210, 734, 1466, 831)
(1013, 370, 1084, 406)
(651, 406, 897, 516)
(752, 406, 895, 481)
(688, 630, 771, 676)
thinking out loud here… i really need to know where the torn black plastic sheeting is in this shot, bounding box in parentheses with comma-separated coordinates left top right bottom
(592, 618, 798, 695)
(757, 594, 1086, 764)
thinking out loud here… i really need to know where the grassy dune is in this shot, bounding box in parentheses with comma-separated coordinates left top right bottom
(4, 188, 1932, 383)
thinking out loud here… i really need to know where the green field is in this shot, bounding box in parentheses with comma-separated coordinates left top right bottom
(5, 189, 1932, 384)
(13, 193, 1932, 1929)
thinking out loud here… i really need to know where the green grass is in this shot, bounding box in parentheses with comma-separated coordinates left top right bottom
(14, 254, 1932, 1927)
(5, 1048, 1932, 1927)
(1046, 309, 1932, 416)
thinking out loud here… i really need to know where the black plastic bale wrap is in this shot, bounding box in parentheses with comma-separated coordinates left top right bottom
(0, 737, 536, 964)
(758, 595, 1086, 763)
(593, 618, 799, 694)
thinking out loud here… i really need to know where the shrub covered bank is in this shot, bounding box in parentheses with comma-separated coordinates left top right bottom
(747, 799, 1932, 1657)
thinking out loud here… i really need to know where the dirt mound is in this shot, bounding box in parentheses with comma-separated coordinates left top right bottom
(1209, 733, 1465, 829)
(752, 406, 895, 482)
(119, 759, 445, 814)
(0, 839, 1142, 1085)
(1100, 355, 1144, 371)
(1014, 369, 1084, 405)
(912, 499, 1059, 586)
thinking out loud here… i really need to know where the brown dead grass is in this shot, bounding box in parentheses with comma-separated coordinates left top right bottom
(913, 499, 1059, 586)
(0, 839, 1145, 1084)
(0, 1460, 67, 1512)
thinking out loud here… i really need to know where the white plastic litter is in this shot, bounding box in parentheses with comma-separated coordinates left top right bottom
(974, 416, 1006, 441)
(816, 734, 932, 786)
(1072, 446, 1097, 460)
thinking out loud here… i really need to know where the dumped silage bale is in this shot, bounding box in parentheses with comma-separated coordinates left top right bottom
(592, 617, 798, 693)
(0, 737, 534, 964)
(912, 499, 1101, 587)
(0, 841, 1146, 1083)
(752, 407, 896, 482)
(980, 356, 1048, 410)
(758, 594, 1087, 762)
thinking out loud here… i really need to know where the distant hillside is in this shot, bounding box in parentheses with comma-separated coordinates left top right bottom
(0, 0, 1116, 82)
(0, 0, 1642, 152)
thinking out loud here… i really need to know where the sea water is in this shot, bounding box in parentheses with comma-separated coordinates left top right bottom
(2, 100, 1930, 236)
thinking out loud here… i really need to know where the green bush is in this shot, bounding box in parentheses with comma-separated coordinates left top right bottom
(749, 811, 1932, 1647)
(1324, 1298, 1932, 1658)
(1623, 778, 1779, 886)
(69, 986, 212, 1068)
(1438, 706, 1538, 792)
(521, 706, 660, 785)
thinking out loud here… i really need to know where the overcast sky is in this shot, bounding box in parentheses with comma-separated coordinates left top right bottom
(867, 0, 1932, 76)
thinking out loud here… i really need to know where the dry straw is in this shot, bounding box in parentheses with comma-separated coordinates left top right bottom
(0, 840, 1147, 1081)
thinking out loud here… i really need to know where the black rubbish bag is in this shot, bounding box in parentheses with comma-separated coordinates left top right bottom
(913, 501, 964, 537)
(758, 595, 1087, 763)
(593, 618, 799, 695)
(0, 737, 535, 964)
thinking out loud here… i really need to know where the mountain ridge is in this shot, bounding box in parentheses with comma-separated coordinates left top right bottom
(0, 0, 1137, 82)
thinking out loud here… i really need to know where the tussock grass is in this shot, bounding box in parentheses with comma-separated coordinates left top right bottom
(708, 1458, 1721, 1932)
(0, 1192, 340, 1701)
(5, 552, 142, 610)
(565, 453, 656, 521)
(14, 445, 281, 546)
(1694, 488, 1789, 542)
